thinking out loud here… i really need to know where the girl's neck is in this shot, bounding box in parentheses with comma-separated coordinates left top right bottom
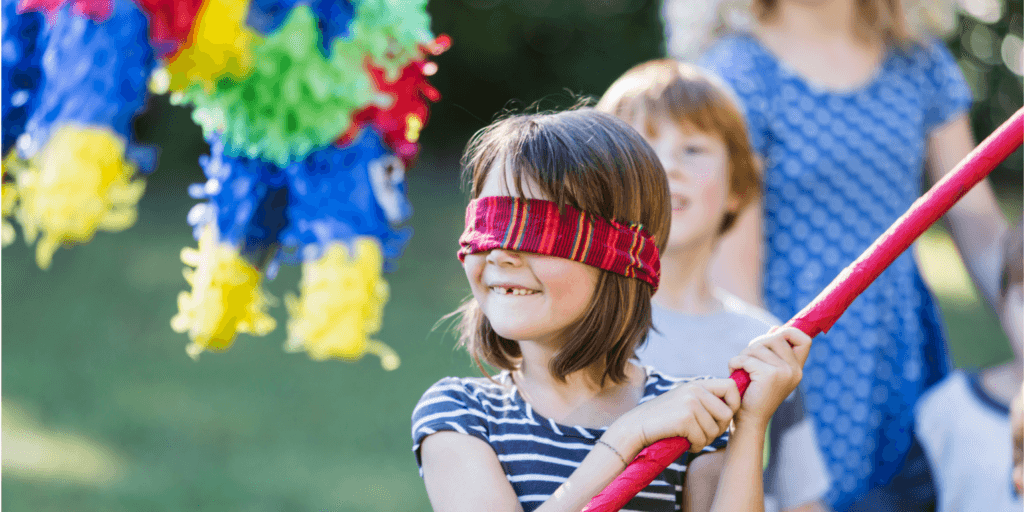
(760, 0, 861, 43)
(513, 343, 646, 429)
(653, 238, 720, 314)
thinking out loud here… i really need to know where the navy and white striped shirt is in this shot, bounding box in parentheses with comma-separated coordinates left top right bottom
(412, 366, 729, 511)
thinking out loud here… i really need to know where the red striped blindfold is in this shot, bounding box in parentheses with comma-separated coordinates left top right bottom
(458, 196, 660, 290)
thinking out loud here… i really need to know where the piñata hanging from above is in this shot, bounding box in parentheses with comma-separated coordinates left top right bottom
(2, 0, 158, 269)
(1, 0, 448, 370)
(161, 0, 449, 368)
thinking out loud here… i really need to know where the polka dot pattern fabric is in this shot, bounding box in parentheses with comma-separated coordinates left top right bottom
(700, 35, 971, 511)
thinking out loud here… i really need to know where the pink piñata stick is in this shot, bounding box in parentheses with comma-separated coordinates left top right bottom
(584, 107, 1024, 511)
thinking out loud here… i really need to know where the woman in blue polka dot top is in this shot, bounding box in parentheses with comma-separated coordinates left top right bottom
(688, 1, 1012, 511)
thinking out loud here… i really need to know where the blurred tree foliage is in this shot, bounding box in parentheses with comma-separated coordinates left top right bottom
(421, 0, 664, 146)
(138, 0, 1021, 189)
(424, 0, 1022, 186)
(946, 0, 1023, 188)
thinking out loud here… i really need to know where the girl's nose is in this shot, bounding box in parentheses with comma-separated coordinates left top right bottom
(486, 248, 523, 266)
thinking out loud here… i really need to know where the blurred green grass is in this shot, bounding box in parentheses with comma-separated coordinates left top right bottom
(2, 154, 476, 511)
(2, 153, 1020, 510)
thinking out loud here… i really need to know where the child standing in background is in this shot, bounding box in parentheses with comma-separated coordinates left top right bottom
(689, 0, 1011, 509)
(914, 221, 1023, 512)
(411, 108, 813, 511)
(597, 60, 831, 512)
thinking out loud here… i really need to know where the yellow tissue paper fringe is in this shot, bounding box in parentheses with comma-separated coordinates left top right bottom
(284, 238, 399, 370)
(170, 225, 277, 360)
(2, 153, 19, 246)
(159, 0, 259, 94)
(6, 126, 145, 269)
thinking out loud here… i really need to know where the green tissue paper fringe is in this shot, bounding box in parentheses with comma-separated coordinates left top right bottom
(172, 0, 436, 165)
(177, 6, 382, 166)
(349, 0, 433, 81)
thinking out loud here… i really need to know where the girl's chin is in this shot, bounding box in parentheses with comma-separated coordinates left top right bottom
(491, 330, 531, 343)
(489, 324, 561, 345)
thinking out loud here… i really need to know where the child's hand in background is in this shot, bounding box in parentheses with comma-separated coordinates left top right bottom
(1012, 382, 1023, 496)
(728, 326, 812, 428)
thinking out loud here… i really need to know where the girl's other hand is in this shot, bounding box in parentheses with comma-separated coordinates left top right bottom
(611, 378, 740, 456)
(728, 327, 812, 428)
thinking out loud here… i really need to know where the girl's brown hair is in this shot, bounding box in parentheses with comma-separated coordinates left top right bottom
(754, 0, 916, 48)
(596, 59, 760, 233)
(455, 107, 670, 385)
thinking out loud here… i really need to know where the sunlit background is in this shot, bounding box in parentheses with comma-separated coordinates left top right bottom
(3, 0, 1021, 510)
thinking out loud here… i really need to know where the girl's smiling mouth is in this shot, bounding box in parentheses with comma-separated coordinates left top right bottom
(488, 283, 541, 296)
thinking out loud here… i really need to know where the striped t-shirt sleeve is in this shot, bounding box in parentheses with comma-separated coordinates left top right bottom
(411, 376, 490, 472)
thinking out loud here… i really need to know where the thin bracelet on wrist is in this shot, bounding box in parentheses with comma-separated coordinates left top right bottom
(595, 438, 628, 467)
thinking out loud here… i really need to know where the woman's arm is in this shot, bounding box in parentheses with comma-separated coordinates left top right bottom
(710, 201, 765, 306)
(926, 114, 1009, 311)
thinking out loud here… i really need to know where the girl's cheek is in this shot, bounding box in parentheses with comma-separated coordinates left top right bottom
(462, 256, 485, 285)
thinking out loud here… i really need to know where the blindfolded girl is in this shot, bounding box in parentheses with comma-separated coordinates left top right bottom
(411, 107, 811, 512)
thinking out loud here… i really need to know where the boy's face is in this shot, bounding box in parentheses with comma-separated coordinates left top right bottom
(636, 117, 737, 255)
